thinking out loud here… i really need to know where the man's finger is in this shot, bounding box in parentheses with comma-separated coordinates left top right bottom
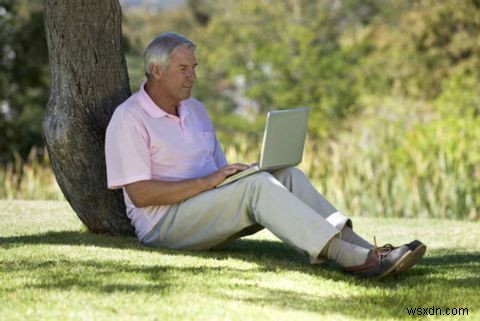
(230, 163, 249, 170)
(225, 167, 238, 175)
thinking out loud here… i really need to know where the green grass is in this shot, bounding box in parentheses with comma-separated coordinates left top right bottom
(1, 200, 479, 321)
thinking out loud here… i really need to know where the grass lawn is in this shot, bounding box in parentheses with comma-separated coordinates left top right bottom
(1, 200, 479, 321)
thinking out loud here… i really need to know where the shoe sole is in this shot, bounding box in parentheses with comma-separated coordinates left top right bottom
(376, 249, 412, 279)
(394, 244, 427, 274)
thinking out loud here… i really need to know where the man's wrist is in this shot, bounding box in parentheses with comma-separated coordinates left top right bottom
(197, 177, 213, 191)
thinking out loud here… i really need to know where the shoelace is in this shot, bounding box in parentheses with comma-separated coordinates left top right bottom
(372, 236, 394, 261)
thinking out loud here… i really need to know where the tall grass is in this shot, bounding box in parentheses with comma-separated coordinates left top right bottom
(308, 96, 479, 221)
(0, 147, 64, 200)
(1, 96, 478, 220)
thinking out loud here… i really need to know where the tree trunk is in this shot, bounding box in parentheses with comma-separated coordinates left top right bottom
(43, 0, 134, 235)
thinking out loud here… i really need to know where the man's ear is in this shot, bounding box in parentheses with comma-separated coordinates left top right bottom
(150, 64, 163, 80)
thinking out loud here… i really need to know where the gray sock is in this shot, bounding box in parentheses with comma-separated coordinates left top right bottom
(341, 226, 374, 249)
(321, 236, 370, 268)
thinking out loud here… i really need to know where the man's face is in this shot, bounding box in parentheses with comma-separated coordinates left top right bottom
(159, 46, 197, 103)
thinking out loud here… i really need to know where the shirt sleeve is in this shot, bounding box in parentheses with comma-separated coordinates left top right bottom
(105, 119, 152, 189)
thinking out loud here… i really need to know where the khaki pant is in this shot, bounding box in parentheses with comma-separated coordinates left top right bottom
(143, 167, 352, 263)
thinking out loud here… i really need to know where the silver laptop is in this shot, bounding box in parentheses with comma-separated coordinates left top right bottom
(216, 107, 310, 187)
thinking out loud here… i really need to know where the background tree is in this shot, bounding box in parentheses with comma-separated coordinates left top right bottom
(0, 0, 49, 163)
(360, 0, 480, 99)
(43, 0, 133, 234)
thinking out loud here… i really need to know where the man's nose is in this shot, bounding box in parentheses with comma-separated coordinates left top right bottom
(186, 69, 196, 80)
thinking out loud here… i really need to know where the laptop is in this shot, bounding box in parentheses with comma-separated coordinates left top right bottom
(216, 107, 310, 188)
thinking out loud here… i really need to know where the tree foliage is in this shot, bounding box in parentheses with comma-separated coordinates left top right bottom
(193, 1, 364, 138)
(360, 0, 480, 99)
(0, 0, 48, 163)
(4, 0, 477, 159)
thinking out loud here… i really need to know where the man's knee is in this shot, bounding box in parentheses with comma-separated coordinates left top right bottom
(273, 167, 307, 184)
(241, 171, 282, 191)
(246, 171, 275, 184)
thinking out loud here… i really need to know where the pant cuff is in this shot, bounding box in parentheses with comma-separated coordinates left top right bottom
(326, 211, 352, 231)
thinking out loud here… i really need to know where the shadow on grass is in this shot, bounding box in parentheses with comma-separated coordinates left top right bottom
(1, 230, 480, 278)
(0, 230, 144, 251)
(1, 231, 479, 319)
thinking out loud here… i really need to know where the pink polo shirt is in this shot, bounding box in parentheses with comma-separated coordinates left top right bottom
(105, 83, 228, 241)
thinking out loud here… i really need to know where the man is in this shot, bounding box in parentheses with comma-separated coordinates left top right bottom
(105, 32, 426, 279)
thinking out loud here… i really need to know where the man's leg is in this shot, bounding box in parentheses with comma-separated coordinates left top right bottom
(143, 172, 341, 263)
(273, 167, 374, 249)
(142, 170, 414, 278)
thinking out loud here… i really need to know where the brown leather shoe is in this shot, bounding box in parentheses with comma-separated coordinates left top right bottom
(345, 244, 412, 279)
(393, 240, 427, 274)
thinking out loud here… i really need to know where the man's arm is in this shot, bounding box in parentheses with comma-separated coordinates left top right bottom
(124, 163, 249, 207)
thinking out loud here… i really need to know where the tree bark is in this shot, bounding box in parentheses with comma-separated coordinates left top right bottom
(43, 0, 134, 235)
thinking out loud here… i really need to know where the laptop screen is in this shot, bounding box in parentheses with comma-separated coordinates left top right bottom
(259, 107, 310, 169)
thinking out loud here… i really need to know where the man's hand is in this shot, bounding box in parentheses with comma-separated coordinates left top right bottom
(201, 163, 250, 189)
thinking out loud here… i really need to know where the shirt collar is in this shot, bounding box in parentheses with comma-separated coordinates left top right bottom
(137, 81, 190, 119)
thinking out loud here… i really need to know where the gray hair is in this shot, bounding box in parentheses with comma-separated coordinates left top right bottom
(143, 32, 197, 79)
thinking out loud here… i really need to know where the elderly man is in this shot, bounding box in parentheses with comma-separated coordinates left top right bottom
(105, 32, 426, 279)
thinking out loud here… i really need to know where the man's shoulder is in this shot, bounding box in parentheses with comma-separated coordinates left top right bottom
(110, 93, 143, 123)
